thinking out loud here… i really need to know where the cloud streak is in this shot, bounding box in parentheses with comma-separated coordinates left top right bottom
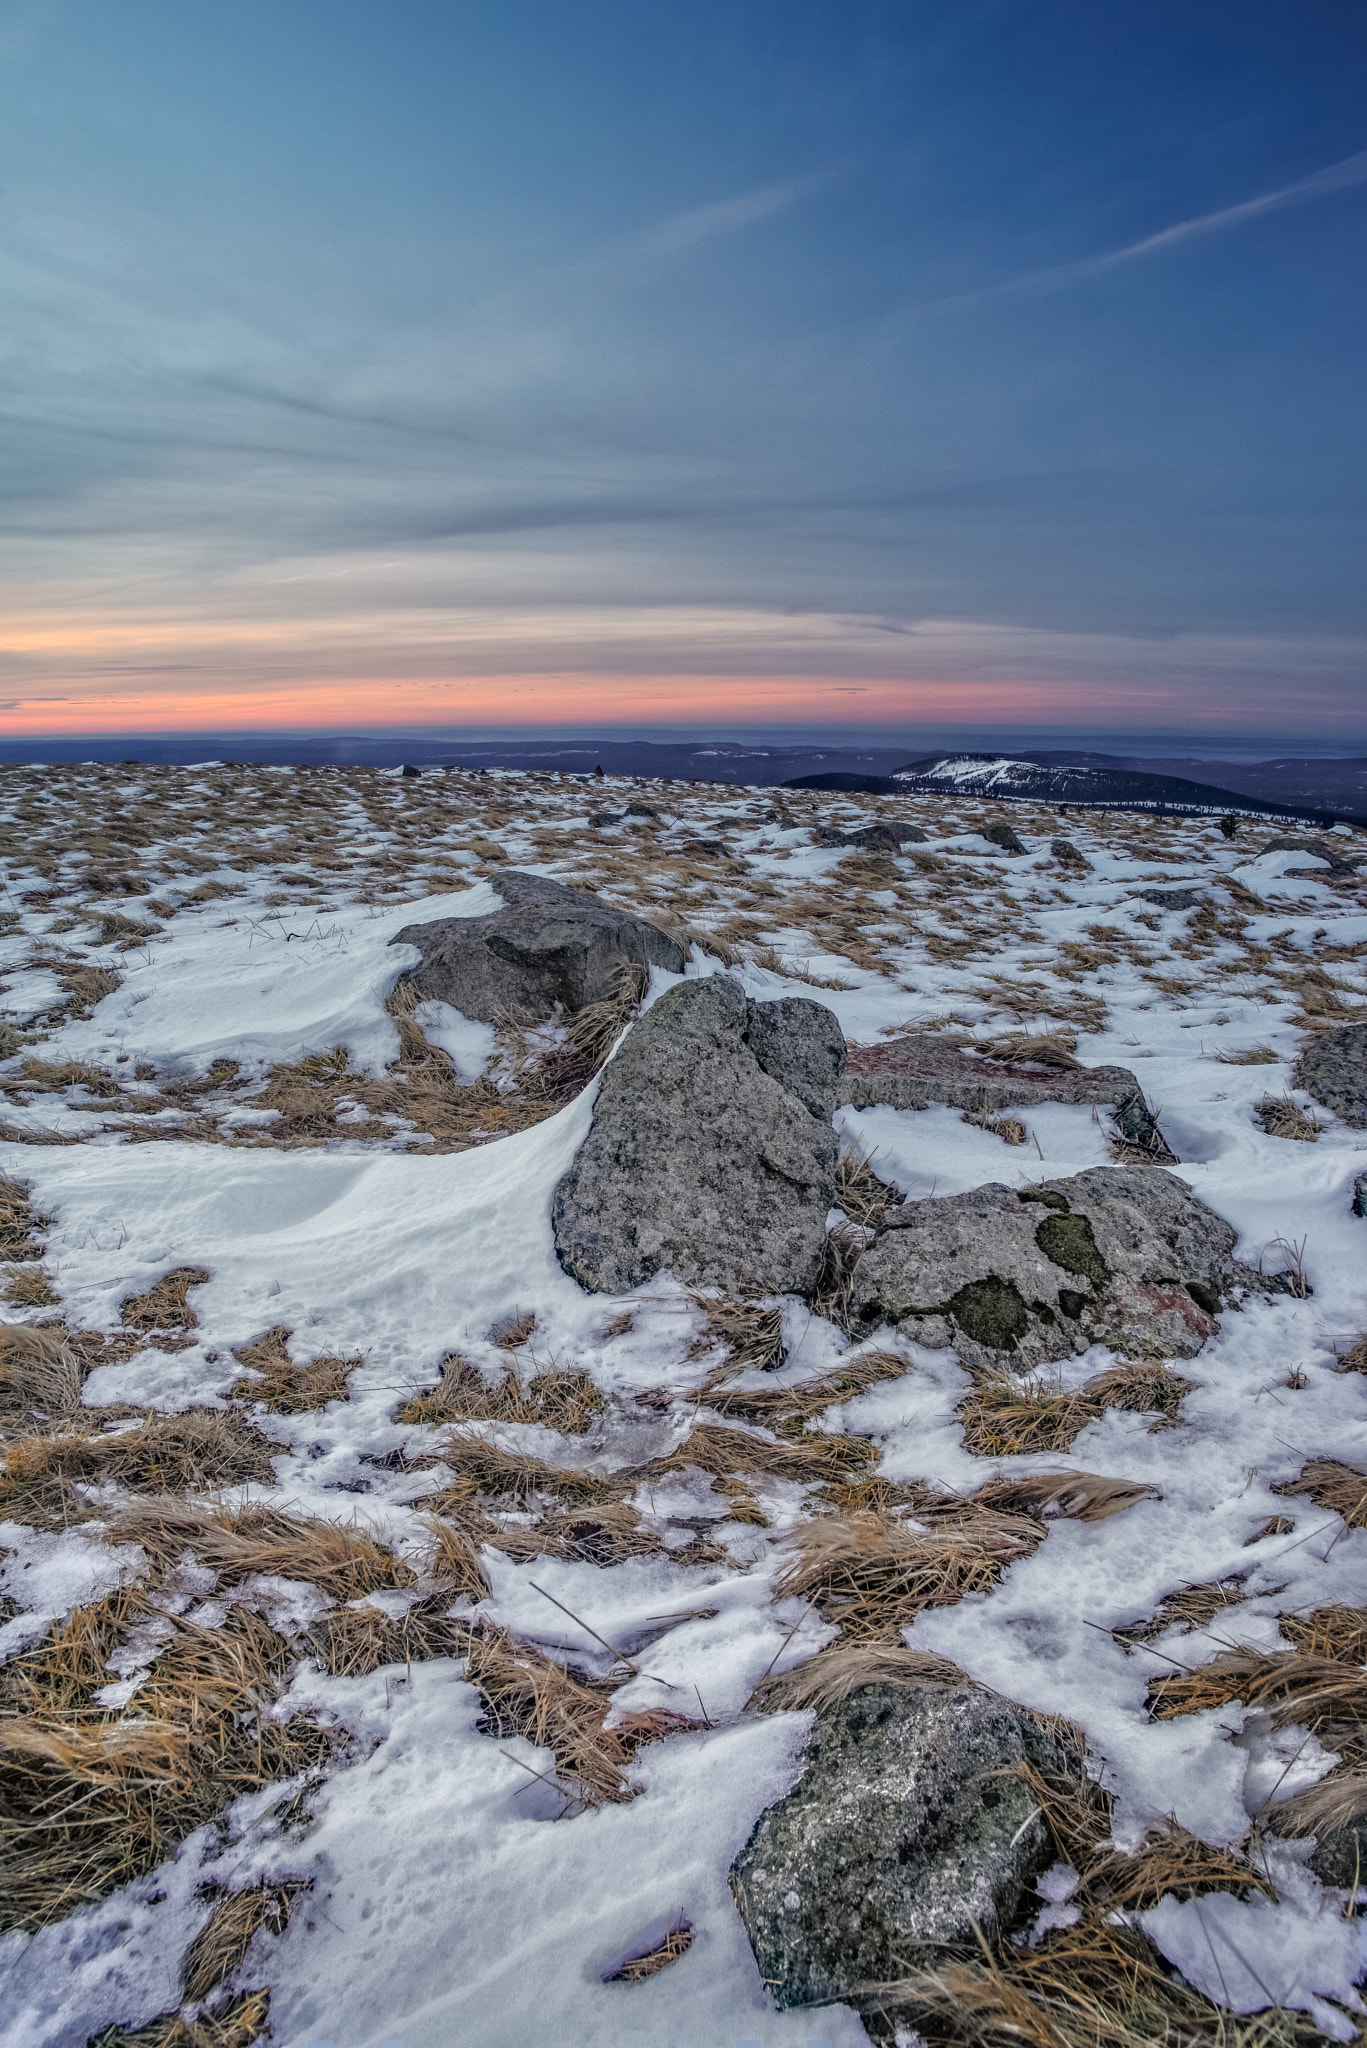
(930, 148, 1367, 310)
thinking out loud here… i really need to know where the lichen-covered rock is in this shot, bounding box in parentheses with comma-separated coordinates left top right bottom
(1308, 1814, 1367, 1890)
(1051, 837, 1091, 867)
(980, 821, 1026, 855)
(729, 1681, 1054, 2010)
(1296, 1022, 1367, 1131)
(552, 977, 842, 1296)
(818, 820, 928, 850)
(840, 1033, 1142, 1115)
(392, 871, 685, 1024)
(850, 1166, 1246, 1371)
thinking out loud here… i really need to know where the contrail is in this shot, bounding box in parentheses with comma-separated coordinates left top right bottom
(932, 147, 1367, 310)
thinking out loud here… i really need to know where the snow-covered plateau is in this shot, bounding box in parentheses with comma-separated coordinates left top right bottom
(0, 762, 1364, 2048)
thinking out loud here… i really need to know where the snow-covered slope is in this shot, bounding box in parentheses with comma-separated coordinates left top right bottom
(0, 763, 1364, 2047)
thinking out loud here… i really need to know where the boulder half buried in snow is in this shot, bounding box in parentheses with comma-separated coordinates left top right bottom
(552, 977, 842, 1296)
(1296, 1021, 1367, 1131)
(392, 870, 686, 1024)
(849, 1165, 1246, 1371)
(730, 1679, 1054, 2010)
(840, 1032, 1143, 1115)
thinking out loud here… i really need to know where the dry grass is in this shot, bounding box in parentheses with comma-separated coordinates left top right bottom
(0, 1321, 84, 1422)
(962, 1109, 1028, 1145)
(1211, 1044, 1279, 1065)
(962, 1360, 1193, 1456)
(489, 1310, 538, 1349)
(1273, 1458, 1367, 1529)
(565, 957, 649, 1067)
(687, 1292, 787, 1373)
(107, 1496, 415, 1600)
(834, 1146, 898, 1229)
(434, 1433, 629, 1511)
(961, 1380, 1100, 1456)
(1117, 1577, 1248, 1644)
(659, 1419, 877, 1489)
(397, 1354, 603, 1433)
(3, 1265, 60, 1307)
(306, 1593, 465, 1678)
(121, 1266, 211, 1330)
(700, 1349, 910, 1432)
(772, 1510, 1043, 1641)
(1335, 1332, 1367, 1376)
(978, 1030, 1079, 1067)
(0, 1176, 47, 1260)
(183, 1883, 304, 2003)
(0, 1594, 328, 1933)
(604, 1919, 695, 1981)
(87, 1990, 272, 2048)
(0, 1411, 279, 1524)
(460, 1624, 691, 1810)
(1147, 1640, 1367, 1738)
(1255, 1094, 1321, 1142)
(753, 1639, 971, 1712)
(229, 1326, 359, 1412)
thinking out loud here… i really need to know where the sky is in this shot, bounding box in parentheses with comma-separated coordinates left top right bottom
(1, 0, 1365, 741)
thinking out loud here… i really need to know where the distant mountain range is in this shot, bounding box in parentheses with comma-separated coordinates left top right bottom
(785, 753, 1367, 830)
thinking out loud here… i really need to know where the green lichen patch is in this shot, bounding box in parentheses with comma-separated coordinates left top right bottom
(1035, 1212, 1109, 1291)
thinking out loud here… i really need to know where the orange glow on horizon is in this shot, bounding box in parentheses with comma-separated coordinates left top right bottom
(0, 669, 1201, 736)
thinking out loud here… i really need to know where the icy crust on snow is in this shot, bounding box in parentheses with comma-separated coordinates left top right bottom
(0, 769, 1364, 2044)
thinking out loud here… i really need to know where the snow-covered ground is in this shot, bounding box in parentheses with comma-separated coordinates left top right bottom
(0, 763, 1364, 2047)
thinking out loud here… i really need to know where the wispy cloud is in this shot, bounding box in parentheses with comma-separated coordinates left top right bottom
(931, 148, 1367, 310)
(626, 174, 828, 261)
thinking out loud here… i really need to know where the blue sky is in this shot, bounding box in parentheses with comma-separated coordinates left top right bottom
(1, 0, 1364, 736)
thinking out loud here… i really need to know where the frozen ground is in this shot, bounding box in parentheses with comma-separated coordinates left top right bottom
(0, 763, 1364, 2047)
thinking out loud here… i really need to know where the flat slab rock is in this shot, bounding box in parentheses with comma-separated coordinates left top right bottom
(730, 1680, 1055, 2010)
(840, 1032, 1143, 1114)
(552, 975, 845, 1296)
(1295, 1022, 1367, 1131)
(391, 870, 686, 1024)
(850, 1165, 1247, 1371)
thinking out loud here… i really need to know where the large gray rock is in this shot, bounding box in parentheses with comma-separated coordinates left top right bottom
(730, 1681, 1053, 2010)
(840, 1032, 1143, 1115)
(552, 977, 842, 1296)
(1296, 1023, 1367, 1131)
(392, 871, 686, 1024)
(1260, 834, 1362, 877)
(850, 1165, 1246, 1371)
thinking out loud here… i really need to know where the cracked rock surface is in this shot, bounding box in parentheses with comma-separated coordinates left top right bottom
(850, 1165, 1249, 1372)
(392, 870, 686, 1024)
(729, 1679, 1056, 2010)
(552, 975, 843, 1296)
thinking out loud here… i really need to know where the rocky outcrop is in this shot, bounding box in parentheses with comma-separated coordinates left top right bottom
(1051, 837, 1091, 867)
(840, 1033, 1143, 1115)
(392, 872, 686, 1024)
(1136, 886, 1202, 911)
(1296, 1022, 1367, 1130)
(817, 820, 928, 850)
(730, 1679, 1055, 2010)
(849, 1166, 1246, 1371)
(552, 977, 843, 1296)
(980, 822, 1026, 855)
(1260, 834, 1362, 876)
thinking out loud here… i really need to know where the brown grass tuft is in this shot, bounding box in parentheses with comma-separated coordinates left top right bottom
(87, 1990, 272, 2048)
(107, 1496, 415, 1598)
(604, 1919, 694, 1982)
(489, 1311, 537, 1350)
(1333, 1332, 1367, 1376)
(754, 1640, 971, 1713)
(307, 1594, 464, 1678)
(1, 1411, 278, 1524)
(183, 1883, 304, 2004)
(1, 1596, 328, 1933)
(1274, 1458, 1367, 1529)
(687, 1292, 787, 1373)
(461, 1625, 691, 1810)
(961, 1380, 1099, 1456)
(0, 1321, 84, 1421)
(398, 1355, 603, 1431)
(121, 1267, 211, 1331)
(834, 1146, 898, 1229)
(772, 1511, 1042, 1641)
(434, 1433, 629, 1511)
(1211, 1043, 1279, 1064)
(0, 1177, 47, 1261)
(565, 957, 649, 1068)
(1255, 1094, 1321, 1142)
(230, 1325, 358, 1412)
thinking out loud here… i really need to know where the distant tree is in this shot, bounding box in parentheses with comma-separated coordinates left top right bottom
(1219, 814, 1238, 839)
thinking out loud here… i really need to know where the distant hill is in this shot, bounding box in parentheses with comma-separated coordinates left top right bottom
(785, 753, 1367, 830)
